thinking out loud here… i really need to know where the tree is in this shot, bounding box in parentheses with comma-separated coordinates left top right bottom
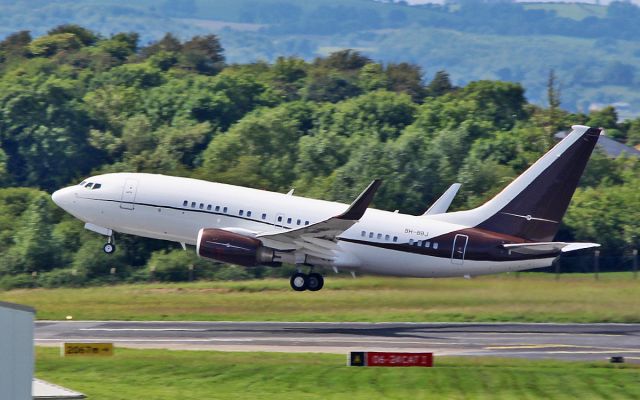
(2, 193, 61, 275)
(28, 33, 82, 57)
(545, 69, 562, 134)
(385, 63, 425, 103)
(315, 49, 371, 71)
(179, 35, 225, 75)
(426, 70, 454, 97)
(0, 30, 31, 62)
(140, 33, 182, 59)
(48, 24, 98, 46)
(626, 117, 640, 146)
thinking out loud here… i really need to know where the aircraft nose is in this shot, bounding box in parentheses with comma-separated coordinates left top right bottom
(51, 187, 75, 209)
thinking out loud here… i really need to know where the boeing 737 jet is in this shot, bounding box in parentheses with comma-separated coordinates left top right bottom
(52, 125, 601, 291)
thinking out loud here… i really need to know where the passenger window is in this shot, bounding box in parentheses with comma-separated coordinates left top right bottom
(433, 242, 439, 250)
(393, 236, 398, 243)
(223, 207, 228, 213)
(215, 206, 220, 212)
(207, 205, 212, 211)
(297, 219, 301, 225)
(305, 221, 309, 225)
(183, 201, 188, 207)
(369, 232, 374, 238)
(361, 231, 366, 237)
(287, 217, 292, 224)
(409, 239, 414, 245)
(262, 213, 267, 220)
(377, 233, 382, 239)
(92, 183, 101, 190)
(278, 216, 283, 222)
(239, 210, 244, 216)
(385, 234, 390, 241)
(247, 211, 252, 217)
(191, 202, 196, 208)
(199, 203, 204, 210)
(425, 241, 430, 248)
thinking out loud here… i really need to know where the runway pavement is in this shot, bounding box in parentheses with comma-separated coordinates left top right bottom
(35, 321, 640, 362)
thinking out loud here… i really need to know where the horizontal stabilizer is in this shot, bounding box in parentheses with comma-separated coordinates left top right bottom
(502, 242, 600, 256)
(422, 183, 461, 216)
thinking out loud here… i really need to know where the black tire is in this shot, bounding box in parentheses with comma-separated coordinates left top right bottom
(307, 273, 324, 291)
(290, 272, 307, 291)
(103, 243, 116, 254)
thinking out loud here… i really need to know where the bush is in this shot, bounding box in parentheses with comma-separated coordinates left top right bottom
(0, 274, 36, 290)
(37, 268, 87, 288)
(147, 249, 210, 282)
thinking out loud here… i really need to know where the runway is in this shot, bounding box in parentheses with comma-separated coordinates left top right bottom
(35, 321, 640, 362)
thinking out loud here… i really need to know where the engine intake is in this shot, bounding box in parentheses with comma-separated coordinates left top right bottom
(196, 228, 279, 267)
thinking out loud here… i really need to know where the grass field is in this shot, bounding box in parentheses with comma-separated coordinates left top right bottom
(2, 273, 639, 322)
(522, 3, 607, 20)
(35, 347, 640, 400)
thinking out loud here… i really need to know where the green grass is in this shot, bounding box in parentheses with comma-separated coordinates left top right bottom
(2, 273, 640, 322)
(35, 347, 640, 400)
(522, 3, 607, 20)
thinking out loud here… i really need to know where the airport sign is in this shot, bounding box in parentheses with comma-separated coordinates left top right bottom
(349, 351, 433, 367)
(62, 342, 114, 357)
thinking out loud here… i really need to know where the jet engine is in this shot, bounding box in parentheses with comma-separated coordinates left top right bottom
(196, 228, 280, 267)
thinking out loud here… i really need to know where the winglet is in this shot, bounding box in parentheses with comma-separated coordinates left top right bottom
(337, 179, 382, 220)
(422, 183, 461, 216)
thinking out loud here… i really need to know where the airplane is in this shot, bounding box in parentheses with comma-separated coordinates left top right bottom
(52, 125, 601, 291)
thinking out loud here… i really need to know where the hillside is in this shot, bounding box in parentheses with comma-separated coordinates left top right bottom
(1, 1, 640, 117)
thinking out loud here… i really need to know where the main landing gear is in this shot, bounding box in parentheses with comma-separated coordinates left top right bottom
(103, 234, 116, 254)
(290, 271, 324, 292)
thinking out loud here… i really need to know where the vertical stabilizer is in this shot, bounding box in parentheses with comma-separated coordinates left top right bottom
(448, 125, 600, 242)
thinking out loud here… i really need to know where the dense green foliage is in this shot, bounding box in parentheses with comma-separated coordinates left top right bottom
(35, 347, 640, 400)
(0, 25, 638, 288)
(2, 1, 640, 116)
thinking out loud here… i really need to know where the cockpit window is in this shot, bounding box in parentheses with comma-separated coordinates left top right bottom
(79, 180, 86, 186)
(85, 182, 93, 188)
(92, 183, 102, 190)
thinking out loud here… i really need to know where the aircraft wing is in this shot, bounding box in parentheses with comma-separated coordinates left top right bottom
(256, 180, 381, 258)
(501, 242, 600, 255)
(422, 183, 461, 216)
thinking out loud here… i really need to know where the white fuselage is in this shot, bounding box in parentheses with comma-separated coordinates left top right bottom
(52, 173, 555, 277)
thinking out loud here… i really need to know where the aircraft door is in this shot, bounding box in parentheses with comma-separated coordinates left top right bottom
(451, 234, 468, 265)
(120, 179, 138, 210)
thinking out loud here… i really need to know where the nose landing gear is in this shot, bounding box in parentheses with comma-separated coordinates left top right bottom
(103, 235, 116, 254)
(289, 270, 324, 291)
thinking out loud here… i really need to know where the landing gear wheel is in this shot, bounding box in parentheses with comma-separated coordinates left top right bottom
(290, 272, 307, 291)
(103, 242, 116, 254)
(307, 273, 324, 291)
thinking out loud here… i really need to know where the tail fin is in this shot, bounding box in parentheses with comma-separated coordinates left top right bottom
(441, 125, 601, 242)
(477, 125, 600, 241)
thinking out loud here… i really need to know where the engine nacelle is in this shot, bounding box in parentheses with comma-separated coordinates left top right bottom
(196, 228, 279, 267)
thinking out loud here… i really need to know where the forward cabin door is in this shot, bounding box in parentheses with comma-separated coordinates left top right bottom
(120, 179, 138, 210)
(451, 234, 468, 265)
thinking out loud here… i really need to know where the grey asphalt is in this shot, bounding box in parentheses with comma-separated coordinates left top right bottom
(35, 321, 640, 363)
